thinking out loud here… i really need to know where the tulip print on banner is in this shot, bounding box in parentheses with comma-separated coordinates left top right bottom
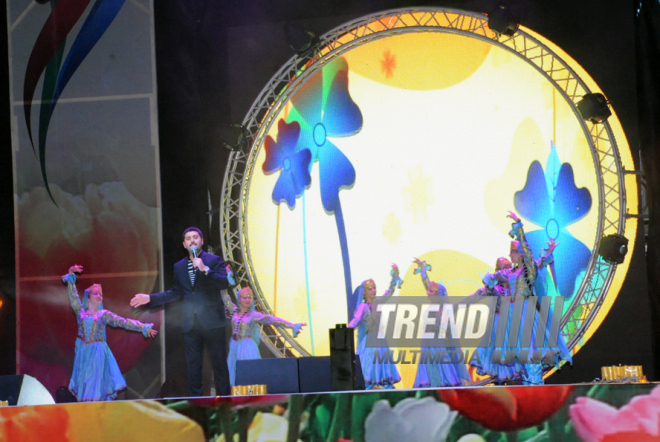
(365, 398, 457, 442)
(0, 401, 204, 441)
(438, 385, 575, 431)
(3, 385, 660, 441)
(569, 384, 660, 442)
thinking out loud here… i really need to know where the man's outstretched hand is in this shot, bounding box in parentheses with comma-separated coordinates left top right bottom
(130, 294, 150, 308)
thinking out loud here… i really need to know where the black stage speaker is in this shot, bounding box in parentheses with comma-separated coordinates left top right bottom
(354, 355, 365, 390)
(299, 355, 364, 393)
(235, 357, 300, 394)
(298, 356, 332, 393)
(0, 375, 55, 406)
(329, 325, 365, 391)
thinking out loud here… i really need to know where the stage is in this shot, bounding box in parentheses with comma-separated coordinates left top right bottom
(1, 382, 657, 441)
(2, 3, 659, 440)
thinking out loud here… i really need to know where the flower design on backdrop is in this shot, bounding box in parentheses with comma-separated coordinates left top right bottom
(262, 119, 314, 341)
(23, 0, 128, 203)
(262, 120, 312, 209)
(285, 56, 364, 320)
(514, 144, 592, 300)
(380, 50, 397, 78)
(402, 164, 435, 224)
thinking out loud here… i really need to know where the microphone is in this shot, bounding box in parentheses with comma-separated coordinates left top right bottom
(191, 245, 197, 258)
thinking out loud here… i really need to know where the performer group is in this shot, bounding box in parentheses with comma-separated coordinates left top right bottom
(62, 212, 572, 401)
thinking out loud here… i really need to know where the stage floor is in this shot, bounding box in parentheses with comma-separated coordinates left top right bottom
(1, 382, 657, 441)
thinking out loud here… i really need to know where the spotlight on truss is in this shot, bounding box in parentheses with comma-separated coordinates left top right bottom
(488, 3, 519, 37)
(598, 234, 629, 264)
(285, 23, 320, 57)
(577, 93, 612, 124)
(219, 124, 248, 152)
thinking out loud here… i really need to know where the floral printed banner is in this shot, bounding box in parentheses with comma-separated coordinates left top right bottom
(2, 383, 659, 441)
(6, 0, 163, 398)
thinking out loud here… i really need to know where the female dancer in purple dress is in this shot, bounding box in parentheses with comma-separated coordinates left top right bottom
(63, 265, 157, 401)
(469, 257, 523, 383)
(348, 265, 402, 389)
(480, 212, 572, 384)
(412, 259, 471, 387)
(221, 267, 305, 386)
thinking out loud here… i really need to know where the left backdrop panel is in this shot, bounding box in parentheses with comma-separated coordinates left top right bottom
(6, 0, 163, 399)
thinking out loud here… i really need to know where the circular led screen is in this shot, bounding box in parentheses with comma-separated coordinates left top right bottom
(223, 9, 637, 388)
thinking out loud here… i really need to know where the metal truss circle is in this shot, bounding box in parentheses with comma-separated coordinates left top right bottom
(220, 7, 628, 366)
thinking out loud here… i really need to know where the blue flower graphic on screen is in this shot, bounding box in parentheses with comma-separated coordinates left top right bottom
(286, 56, 364, 319)
(287, 57, 363, 212)
(262, 119, 311, 209)
(514, 144, 592, 300)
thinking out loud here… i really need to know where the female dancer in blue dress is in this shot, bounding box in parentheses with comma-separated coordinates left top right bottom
(221, 267, 305, 386)
(348, 265, 402, 389)
(469, 257, 523, 383)
(63, 265, 157, 401)
(481, 212, 572, 384)
(412, 259, 471, 387)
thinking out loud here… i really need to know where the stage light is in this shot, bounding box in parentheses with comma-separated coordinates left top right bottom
(598, 234, 629, 264)
(285, 23, 320, 57)
(488, 4, 519, 37)
(219, 124, 248, 152)
(577, 93, 612, 123)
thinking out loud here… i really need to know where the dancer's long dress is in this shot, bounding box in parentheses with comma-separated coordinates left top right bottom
(481, 220, 573, 385)
(221, 291, 302, 386)
(470, 284, 522, 383)
(348, 279, 401, 389)
(65, 275, 153, 401)
(412, 263, 471, 388)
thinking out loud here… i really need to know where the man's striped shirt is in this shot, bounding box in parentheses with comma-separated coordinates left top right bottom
(188, 259, 196, 286)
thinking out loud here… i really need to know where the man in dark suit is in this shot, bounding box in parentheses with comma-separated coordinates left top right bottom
(130, 227, 230, 396)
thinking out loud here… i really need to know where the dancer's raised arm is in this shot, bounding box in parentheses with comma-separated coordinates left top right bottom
(508, 211, 538, 286)
(62, 265, 84, 314)
(383, 264, 402, 298)
(413, 258, 431, 291)
(220, 265, 238, 316)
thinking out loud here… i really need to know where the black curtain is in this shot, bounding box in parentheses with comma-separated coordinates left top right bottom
(0, 0, 16, 376)
(637, 0, 660, 375)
